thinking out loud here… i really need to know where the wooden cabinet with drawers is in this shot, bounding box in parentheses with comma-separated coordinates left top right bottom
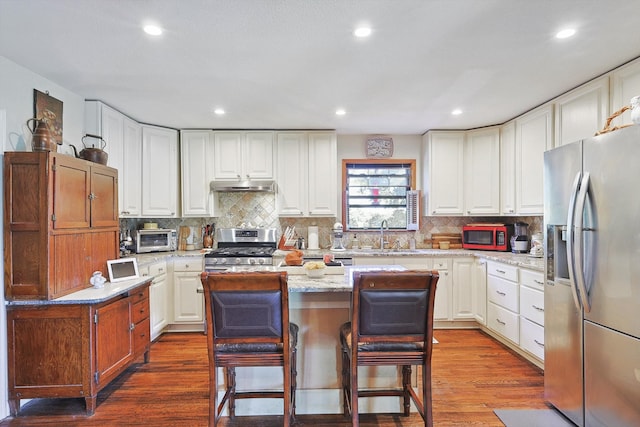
(6, 282, 150, 416)
(4, 152, 119, 300)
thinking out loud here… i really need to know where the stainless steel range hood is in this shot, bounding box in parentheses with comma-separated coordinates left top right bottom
(210, 179, 274, 192)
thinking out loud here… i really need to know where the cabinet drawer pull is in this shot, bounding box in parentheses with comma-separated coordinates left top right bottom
(496, 290, 506, 296)
(534, 339, 544, 347)
(496, 269, 506, 274)
(196, 288, 204, 294)
(534, 280, 544, 285)
(532, 305, 544, 312)
(496, 318, 506, 325)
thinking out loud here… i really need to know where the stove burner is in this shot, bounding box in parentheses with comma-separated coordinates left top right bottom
(207, 247, 275, 257)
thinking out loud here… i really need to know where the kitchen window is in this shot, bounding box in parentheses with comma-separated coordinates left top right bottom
(342, 159, 417, 230)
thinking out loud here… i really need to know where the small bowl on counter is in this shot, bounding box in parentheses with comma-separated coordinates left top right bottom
(304, 261, 326, 278)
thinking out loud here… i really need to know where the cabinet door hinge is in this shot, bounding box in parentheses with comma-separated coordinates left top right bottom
(94, 371, 99, 384)
(51, 214, 56, 222)
(94, 312, 98, 324)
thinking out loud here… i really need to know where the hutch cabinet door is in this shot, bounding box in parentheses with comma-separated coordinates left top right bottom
(52, 156, 91, 229)
(94, 298, 133, 387)
(90, 166, 119, 228)
(52, 233, 91, 298)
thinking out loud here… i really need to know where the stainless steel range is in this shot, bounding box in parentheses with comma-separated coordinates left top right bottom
(204, 228, 277, 271)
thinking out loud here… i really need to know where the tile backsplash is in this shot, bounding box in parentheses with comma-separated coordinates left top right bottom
(120, 192, 542, 250)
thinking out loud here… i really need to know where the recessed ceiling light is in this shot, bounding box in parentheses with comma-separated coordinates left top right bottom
(143, 24, 163, 36)
(353, 27, 372, 38)
(336, 109, 346, 116)
(451, 109, 463, 116)
(556, 28, 576, 39)
(213, 108, 225, 115)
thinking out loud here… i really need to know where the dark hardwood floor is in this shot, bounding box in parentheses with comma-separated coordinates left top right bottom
(0, 329, 546, 426)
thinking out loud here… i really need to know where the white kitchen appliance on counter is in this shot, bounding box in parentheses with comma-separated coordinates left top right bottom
(330, 222, 346, 252)
(135, 228, 177, 253)
(510, 221, 529, 253)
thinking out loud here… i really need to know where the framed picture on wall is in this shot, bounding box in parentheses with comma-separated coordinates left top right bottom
(365, 136, 393, 158)
(33, 89, 63, 145)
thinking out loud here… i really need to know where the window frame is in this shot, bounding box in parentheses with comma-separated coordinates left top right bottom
(341, 158, 417, 231)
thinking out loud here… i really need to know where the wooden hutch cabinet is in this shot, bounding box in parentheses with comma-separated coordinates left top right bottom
(4, 151, 119, 300)
(6, 283, 151, 415)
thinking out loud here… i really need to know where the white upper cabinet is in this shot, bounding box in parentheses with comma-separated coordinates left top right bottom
(181, 130, 217, 217)
(464, 127, 500, 216)
(276, 131, 337, 217)
(610, 59, 640, 125)
(424, 129, 498, 216)
(84, 101, 142, 217)
(500, 121, 516, 215)
(554, 76, 610, 147)
(307, 132, 338, 216)
(142, 125, 179, 217)
(423, 131, 465, 215)
(515, 104, 553, 215)
(213, 131, 274, 181)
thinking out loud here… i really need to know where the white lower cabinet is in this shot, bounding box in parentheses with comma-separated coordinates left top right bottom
(148, 261, 169, 340)
(484, 260, 545, 366)
(430, 258, 451, 321)
(486, 261, 519, 344)
(472, 258, 487, 325)
(520, 317, 545, 360)
(452, 257, 474, 320)
(519, 268, 545, 361)
(172, 257, 204, 330)
(487, 302, 519, 344)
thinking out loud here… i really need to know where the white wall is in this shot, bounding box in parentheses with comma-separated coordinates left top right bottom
(0, 55, 86, 420)
(0, 108, 7, 419)
(0, 55, 85, 154)
(337, 133, 423, 184)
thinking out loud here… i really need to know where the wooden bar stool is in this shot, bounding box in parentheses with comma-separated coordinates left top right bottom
(340, 270, 439, 427)
(200, 271, 298, 427)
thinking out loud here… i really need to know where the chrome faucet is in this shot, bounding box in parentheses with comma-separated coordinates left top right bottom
(380, 220, 389, 250)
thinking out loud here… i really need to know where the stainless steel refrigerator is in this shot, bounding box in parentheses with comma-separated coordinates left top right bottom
(544, 125, 640, 427)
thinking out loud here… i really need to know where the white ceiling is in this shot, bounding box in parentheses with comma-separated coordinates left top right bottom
(1, 0, 639, 134)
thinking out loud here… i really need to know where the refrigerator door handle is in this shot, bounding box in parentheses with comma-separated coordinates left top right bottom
(573, 172, 592, 313)
(566, 172, 583, 311)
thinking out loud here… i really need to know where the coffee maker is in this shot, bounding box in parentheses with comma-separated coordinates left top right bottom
(330, 222, 346, 252)
(510, 222, 529, 253)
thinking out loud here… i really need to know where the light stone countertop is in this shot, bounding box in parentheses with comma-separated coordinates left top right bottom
(6, 277, 152, 306)
(274, 248, 545, 271)
(133, 248, 544, 272)
(7, 250, 543, 306)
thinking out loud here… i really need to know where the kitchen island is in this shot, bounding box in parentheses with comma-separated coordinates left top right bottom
(215, 265, 419, 416)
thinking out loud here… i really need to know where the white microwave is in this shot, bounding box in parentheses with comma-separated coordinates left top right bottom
(135, 229, 177, 253)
